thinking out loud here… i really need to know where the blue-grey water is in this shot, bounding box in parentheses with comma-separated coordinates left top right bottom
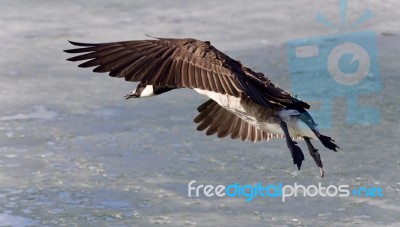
(0, 0, 399, 226)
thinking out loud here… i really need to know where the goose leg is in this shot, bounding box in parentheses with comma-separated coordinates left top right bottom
(304, 137, 324, 177)
(279, 121, 304, 170)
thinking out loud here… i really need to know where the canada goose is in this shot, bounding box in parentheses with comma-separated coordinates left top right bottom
(64, 37, 339, 177)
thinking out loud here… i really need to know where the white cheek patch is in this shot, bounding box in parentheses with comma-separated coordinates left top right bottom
(140, 85, 155, 97)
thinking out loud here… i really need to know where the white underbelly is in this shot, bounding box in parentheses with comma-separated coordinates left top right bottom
(193, 88, 317, 139)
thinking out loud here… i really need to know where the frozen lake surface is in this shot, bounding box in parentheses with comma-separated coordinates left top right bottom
(0, 0, 399, 226)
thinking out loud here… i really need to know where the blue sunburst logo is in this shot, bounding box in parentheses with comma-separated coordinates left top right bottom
(286, 0, 382, 128)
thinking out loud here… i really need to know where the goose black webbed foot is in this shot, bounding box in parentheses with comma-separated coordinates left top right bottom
(288, 140, 305, 170)
(304, 137, 324, 177)
(279, 121, 304, 170)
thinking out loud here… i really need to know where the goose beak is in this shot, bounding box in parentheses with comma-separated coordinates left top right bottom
(124, 91, 139, 99)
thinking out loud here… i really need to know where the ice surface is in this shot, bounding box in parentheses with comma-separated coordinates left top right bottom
(0, 106, 57, 121)
(0, 0, 399, 226)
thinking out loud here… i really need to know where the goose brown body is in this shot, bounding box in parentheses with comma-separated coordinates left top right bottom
(65, 37, 339, 176)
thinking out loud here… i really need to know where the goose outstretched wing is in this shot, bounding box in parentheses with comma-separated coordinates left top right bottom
(65, 37, 309, 109)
